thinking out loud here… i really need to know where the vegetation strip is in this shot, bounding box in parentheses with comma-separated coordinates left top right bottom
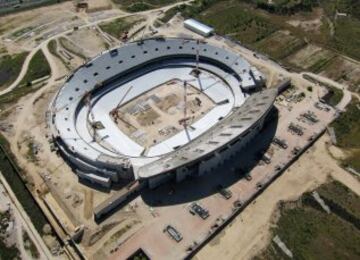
(0, 52, 28, 89)
(0, 134, 49, 235)
(19, 49, 51, 87)
(331, 98, 360, 172)
(255, 181, 360, 259)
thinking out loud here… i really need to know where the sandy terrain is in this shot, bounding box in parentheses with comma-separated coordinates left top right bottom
(66, 27, 107, 57)
(195, 134, 360, 260)
(87, 0, 114, 12)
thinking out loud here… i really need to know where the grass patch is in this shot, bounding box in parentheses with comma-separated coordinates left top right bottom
(255, 181, 360, 260)
(330, 17, 360, 61)
(331, 98, 360, 172)
(0, 239, 20, 260)
(0, 52, 28, 88)
(126, 2, 154, 12)
(321, 0, 360, 21)
(99, 17, 142, 39)
(331, 98, 360, 148)
(244, 0, 319, 15)
(127, 248, 151, 260)
(11, 26, 34, 38)
(177, 0, 360, 62)
(0, 50, 50, 109)
(317, 181, 360, 218)
(19, 50, 50, 87)
(321, 85, 343, 107)
(159, 6, 179, 23)
(308, 55, 337, 73)
(0, 210, 20, 259)
(343, 149, 360, 173)
(25, 139, 39, 164)
(112, 0, 178, 12)
(23, 230, 40, 258)
(196, 0, 277, 45)
(255, 31, 306, 60)
(286, 45, 337, 72)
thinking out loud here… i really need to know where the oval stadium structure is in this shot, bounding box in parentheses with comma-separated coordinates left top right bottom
(49, 38, 277, 189)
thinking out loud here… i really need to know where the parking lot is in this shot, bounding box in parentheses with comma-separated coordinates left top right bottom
(109, 90, 336, 260)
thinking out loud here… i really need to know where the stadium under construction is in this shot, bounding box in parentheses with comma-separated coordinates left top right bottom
(49, 37, 277, 191)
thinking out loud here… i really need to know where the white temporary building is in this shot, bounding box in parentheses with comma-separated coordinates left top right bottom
(184, 19, 214, 37)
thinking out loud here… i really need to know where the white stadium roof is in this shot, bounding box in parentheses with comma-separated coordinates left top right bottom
(50, 38, 270, 181)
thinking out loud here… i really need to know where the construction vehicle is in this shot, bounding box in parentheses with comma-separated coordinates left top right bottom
(189, 203, 209, 219)
(164, 225, 182, 242)
(272, 137, 288, 149)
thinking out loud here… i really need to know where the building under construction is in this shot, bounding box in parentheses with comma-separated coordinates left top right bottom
(49, 38, 275, 190)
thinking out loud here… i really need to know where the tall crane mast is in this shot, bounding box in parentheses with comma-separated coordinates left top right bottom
(195, 39, 200, 74)
(179, 80, 190, 127)
(84, 92, 98, 142)
(110, 85, 134, 124)
(184, 80, 187, 127)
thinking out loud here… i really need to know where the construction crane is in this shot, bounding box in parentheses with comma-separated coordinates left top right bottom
(179, 81, 190, 127)
(84, 91, 95, 121)
(110, 85, 134, 123)
(191, 39, 201, 78)
(196, 40, 200, 73)
(83, 91, 98, 142)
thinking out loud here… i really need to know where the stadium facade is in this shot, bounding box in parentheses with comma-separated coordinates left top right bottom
(49, 38, 277, 189)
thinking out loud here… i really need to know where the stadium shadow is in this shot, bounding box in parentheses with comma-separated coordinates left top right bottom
(141, 107, 279, 206)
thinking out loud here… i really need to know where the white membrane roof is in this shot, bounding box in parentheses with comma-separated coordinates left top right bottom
(50, 38, 265, 176)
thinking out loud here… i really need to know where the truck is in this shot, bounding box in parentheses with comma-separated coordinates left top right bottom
(164, 225, 182, 242)
(189, 203, 209, 219)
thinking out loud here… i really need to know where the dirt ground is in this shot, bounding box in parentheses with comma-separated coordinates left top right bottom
(195, 134, 360, 260)
(86, 0, 114, 12)
(286, 8, 324, 34)
(66, 27, 108, 57)
(0, 2, 75, 36)
(112, 79, 215, 147)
